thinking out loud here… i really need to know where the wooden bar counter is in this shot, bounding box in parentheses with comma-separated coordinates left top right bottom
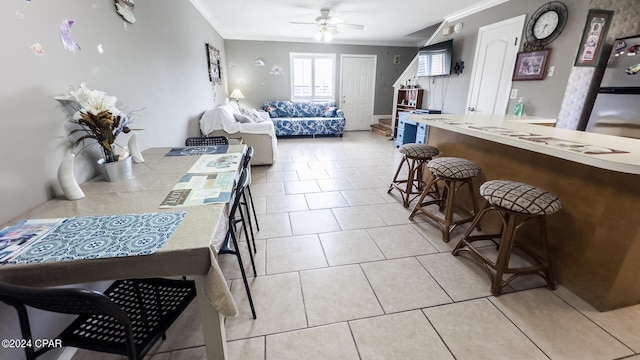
(408, 113, 640, 311)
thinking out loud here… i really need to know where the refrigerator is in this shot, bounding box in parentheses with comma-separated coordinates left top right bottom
(585, 35, 640, 139)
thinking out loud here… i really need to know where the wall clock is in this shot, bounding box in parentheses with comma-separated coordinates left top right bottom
(524, 1, 568, 51)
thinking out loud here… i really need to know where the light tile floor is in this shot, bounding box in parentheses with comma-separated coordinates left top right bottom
(73, 131, 640, 360)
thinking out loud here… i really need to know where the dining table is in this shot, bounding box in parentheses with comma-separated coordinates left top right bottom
(0, 145, 247, 360)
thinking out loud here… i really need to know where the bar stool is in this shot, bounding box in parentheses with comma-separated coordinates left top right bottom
(409, 157, 481, 242)
(388, 143, 440, 207)
(452, 180, 562, 296)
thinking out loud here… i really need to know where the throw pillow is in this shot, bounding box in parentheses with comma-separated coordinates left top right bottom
(233, 113, 254, 123)
(324, 106, 337, 117)
(266, 106, 278, 118)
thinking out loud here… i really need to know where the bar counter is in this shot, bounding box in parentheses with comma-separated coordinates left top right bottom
(408, 113, 640, 311)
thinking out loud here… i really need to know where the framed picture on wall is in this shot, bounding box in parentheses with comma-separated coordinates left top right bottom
(205, 43, 221, 84)
(512, 49, 551, 81)
(574, 9, 614, 67)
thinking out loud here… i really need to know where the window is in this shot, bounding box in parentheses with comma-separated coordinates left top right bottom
(290, 53, 335, 102)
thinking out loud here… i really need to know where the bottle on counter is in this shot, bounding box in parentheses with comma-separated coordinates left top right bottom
(514, 97, 524, 117)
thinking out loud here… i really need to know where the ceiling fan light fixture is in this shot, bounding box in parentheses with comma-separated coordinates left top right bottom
(314, 27, 332, 42)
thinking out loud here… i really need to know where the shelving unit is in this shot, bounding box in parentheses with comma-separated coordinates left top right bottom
(394, 89, 423, 138)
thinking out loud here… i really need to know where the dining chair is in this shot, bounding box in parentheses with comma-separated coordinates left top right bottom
(218, 167, 257, 319)
(0, 278, 196, 360)
(184, 136, 229, 146)
(241, 146, 259, 252)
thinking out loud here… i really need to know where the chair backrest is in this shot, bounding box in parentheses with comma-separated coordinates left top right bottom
(228, 168, 249, 219)
(185, 136, 229, 146)
(0, 282, 130, 322)
(242, 146, 254, 169)
(0, 282, 136, 359)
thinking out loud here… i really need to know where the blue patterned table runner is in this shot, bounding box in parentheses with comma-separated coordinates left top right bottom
(4, 211, 186, 264)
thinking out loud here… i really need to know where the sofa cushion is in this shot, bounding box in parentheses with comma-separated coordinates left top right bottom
(263, 101, 340, 118)
(234, 113, 253, 123)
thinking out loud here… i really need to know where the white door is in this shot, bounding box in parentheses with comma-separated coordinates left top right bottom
(340, 55, 376, 131)
(466, 15, 525, 115)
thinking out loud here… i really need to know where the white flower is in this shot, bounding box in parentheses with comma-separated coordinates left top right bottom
(55, 83, 120, 115)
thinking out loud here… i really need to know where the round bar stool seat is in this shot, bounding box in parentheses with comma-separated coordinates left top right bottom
(452, 180, 562, 296)
(409, 157, 481, 242)
(388, 144, 440, 208)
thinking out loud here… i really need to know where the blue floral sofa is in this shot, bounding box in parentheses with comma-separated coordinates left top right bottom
(262, 101, 345, 137)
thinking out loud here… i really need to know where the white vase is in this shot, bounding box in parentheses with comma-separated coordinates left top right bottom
(57, 153, 85, 200)
(128, 132, 144, 163)
(98, 155, 133, 182)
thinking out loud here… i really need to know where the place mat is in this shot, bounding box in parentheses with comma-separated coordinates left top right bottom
(188, 153, 243, 174)
(4, 211, 186, 265)
(159, 172, 235, 207)
(165, 146, 230, 156)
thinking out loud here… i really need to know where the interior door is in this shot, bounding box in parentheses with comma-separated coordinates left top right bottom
(466, 15, 525, 115)
(340, 55, 376, 131)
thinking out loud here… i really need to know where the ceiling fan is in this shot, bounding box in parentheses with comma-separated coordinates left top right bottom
(290, 9, 364, 41)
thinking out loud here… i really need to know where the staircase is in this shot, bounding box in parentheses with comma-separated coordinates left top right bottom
(370, 118, 392, 137)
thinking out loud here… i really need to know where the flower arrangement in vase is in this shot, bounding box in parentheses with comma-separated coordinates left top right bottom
(55, 83, 139, 182)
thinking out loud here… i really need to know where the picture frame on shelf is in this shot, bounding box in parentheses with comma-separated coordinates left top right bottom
(512, 49, 551, 81)
(574, 9, 613, 67)
(205, 43, 221, 84)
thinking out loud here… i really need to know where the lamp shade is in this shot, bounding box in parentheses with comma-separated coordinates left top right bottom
(230, 89, 245, 100)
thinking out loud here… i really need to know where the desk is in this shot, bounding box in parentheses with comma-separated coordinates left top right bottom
(409, 114, 640, 311)
(0, 145, 246, 359)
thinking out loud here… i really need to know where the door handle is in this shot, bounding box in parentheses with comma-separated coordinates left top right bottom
(468, 106, 475, 112)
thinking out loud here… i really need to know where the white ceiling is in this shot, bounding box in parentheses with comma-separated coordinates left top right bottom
(190, 0, 509, 47)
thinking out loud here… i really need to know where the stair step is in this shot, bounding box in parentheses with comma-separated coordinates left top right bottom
(370, 123, 392, 136)
(379, 118, 392, 127)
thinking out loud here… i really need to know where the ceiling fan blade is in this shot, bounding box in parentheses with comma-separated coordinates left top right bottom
(289, 21, 319, 25)
(337, 23, 364, 30)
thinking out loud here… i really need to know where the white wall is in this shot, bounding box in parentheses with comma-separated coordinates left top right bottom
(409, 0, 590, 118)
(0, 1, 225, 358)
(0, 0, 227, 227)
(224, 40, 417, 115)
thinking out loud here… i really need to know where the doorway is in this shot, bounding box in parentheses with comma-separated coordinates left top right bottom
(466, 15, 525, 115)
(340, 55, 377, 131)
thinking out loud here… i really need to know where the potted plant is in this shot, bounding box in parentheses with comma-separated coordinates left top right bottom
(55, 83, 137, 182)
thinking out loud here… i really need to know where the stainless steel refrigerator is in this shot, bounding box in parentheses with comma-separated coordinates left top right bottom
(585, 35, 640, 139)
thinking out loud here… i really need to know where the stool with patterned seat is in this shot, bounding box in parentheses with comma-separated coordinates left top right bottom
(409, 157, 481, 242)
(388, 143, 440, 207)
(452, 180, 562, 296)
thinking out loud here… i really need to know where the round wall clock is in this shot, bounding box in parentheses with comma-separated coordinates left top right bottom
(524, 1, 568, 50)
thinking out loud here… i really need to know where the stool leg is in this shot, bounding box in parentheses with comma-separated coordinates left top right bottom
(403, 158, 417, 207)
(409, 175, 438, 220)
(491, 212, 518, 296)
(466, 178, 481, 232)
(442, 180, 456, 243)
(388, 156, 407, 193)
(452, 201, 492, 255)
(538, 217, 555, 290)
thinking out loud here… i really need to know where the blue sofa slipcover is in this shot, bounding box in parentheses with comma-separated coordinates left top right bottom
(262, 101, 345, 137)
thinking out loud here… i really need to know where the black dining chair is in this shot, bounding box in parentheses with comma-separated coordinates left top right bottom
(240, 146, 259, 252)
(0, 278, 196, 360)
(219, 167, 257, 319)
(184, 136, 229, 146)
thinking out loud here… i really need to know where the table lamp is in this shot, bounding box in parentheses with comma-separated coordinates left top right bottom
(230, 89, 245, 103)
